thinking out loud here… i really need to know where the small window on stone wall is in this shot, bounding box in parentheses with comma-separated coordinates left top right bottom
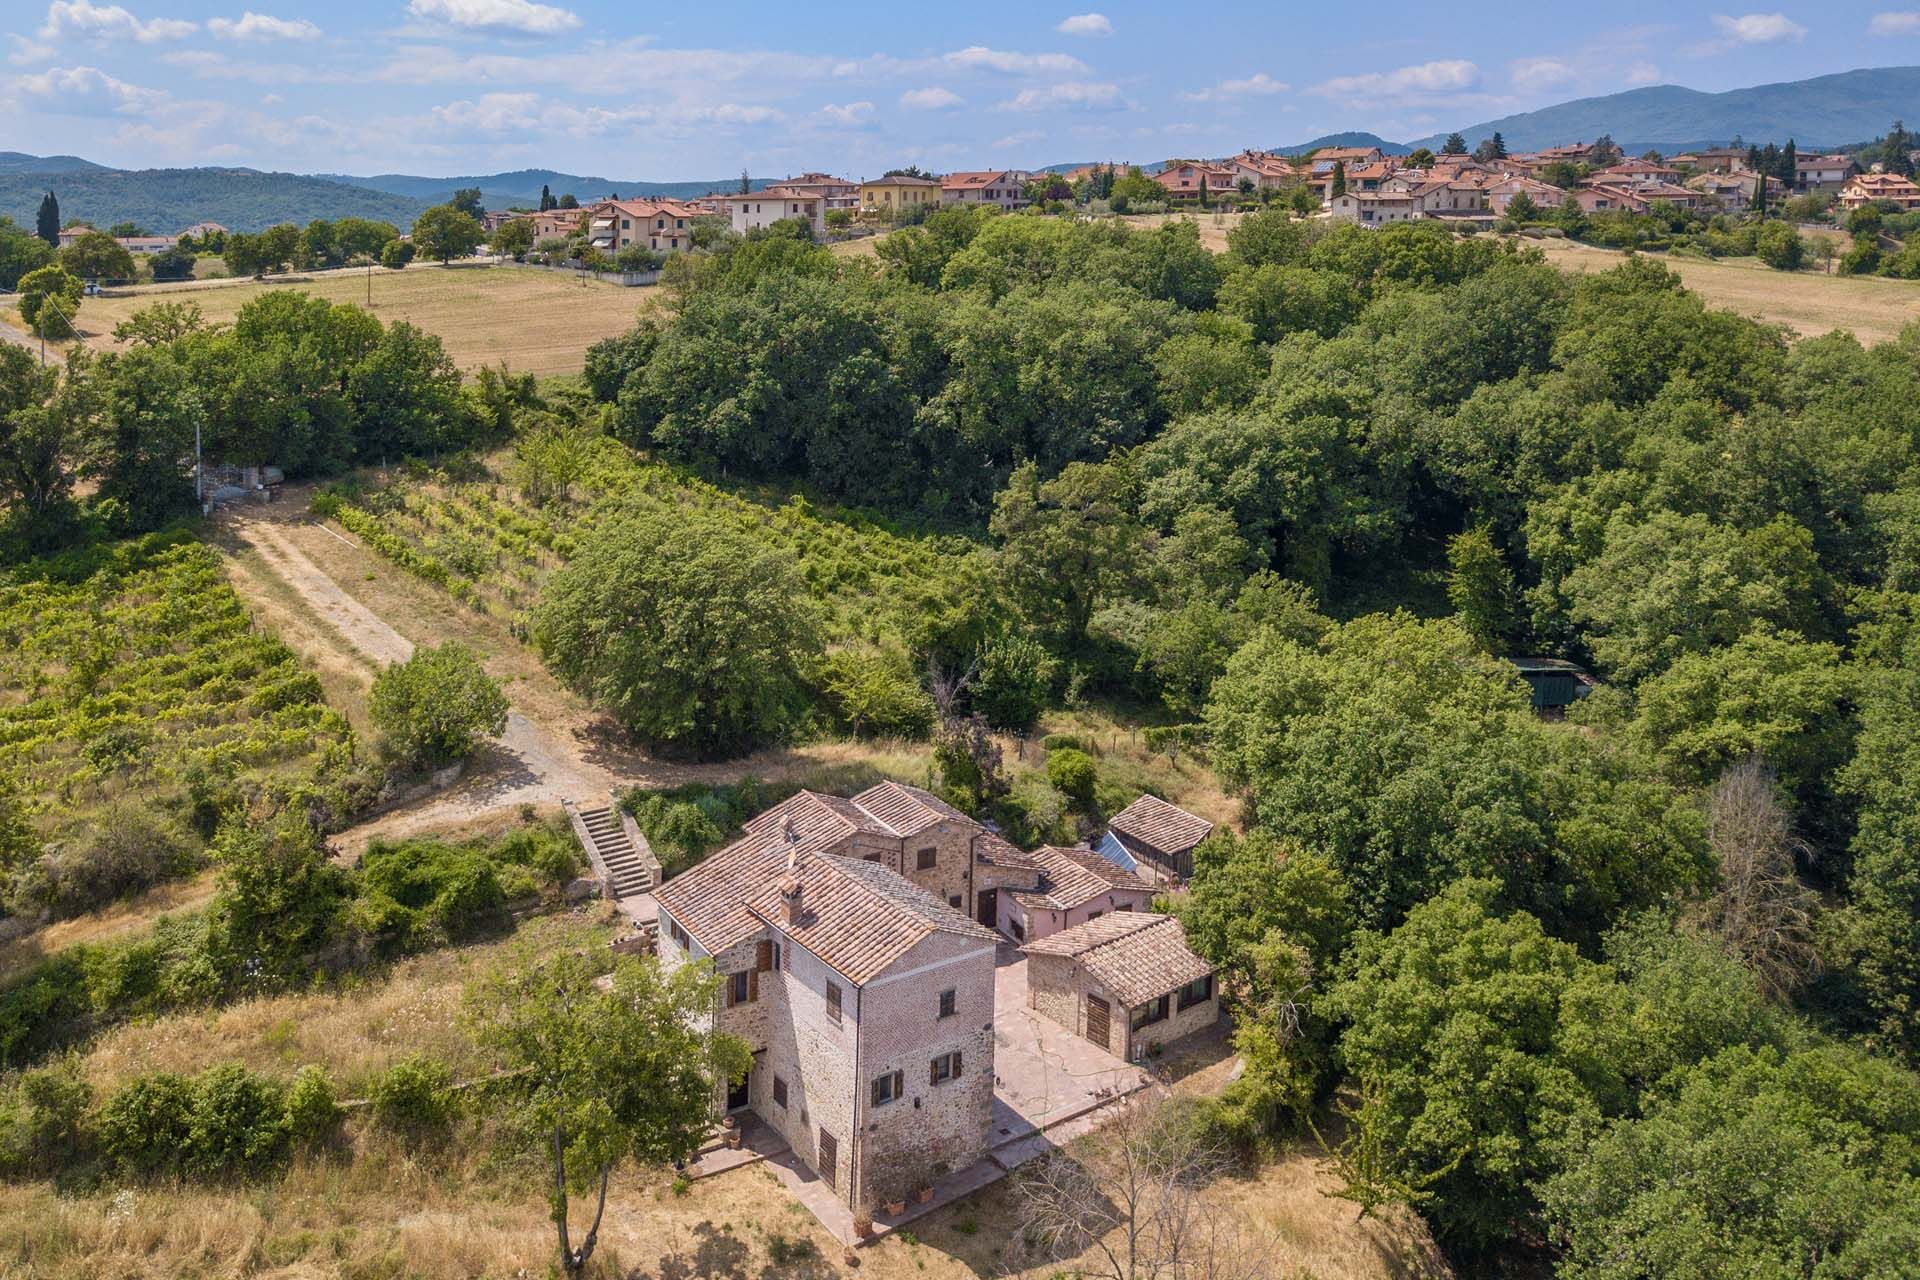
(917, 847, 937, 870)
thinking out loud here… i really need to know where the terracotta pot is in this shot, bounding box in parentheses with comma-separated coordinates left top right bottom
(884, 1199, 907, 1216)
(853, 1216, 875, 1239)
(725, 1130, 742, 1150)
(915, 1185, 935, 1204)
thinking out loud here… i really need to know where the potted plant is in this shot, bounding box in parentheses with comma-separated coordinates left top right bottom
(852, 1211, 875, 1239)
(915, 1182, 935, 1204)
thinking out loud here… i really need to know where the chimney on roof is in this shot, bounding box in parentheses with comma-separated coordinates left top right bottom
(780, 822, 803, 923)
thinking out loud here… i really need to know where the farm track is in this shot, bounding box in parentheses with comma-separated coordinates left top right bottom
(227, 511, 623, 845)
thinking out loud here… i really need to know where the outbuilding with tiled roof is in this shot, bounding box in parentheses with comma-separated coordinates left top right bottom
(1023, 913, 1219, 1061)
(1097, 794, 1214, 883)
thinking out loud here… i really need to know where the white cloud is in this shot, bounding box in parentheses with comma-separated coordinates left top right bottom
(1869, 10, 1920, 32)
(208, 12, 321, 40)
(16, 63, 166, 113)
(38, 1, 195, 43)
(993, 128, 1045, 148)
(405, 0, 580, 36)
(1056, 13, 1112, 36)
(1509, 56, 1575, 93)
(1184, 71, 1287, 101)
(996, 80, 1121, 111)
(944, 45, 1087, 74)
(429, 90, 540, 132)
(1312, 59, 1479, 97)
(1709, 12, 1807, 42)
(900, 86, 963, 110)
(8, 34, 56, 64)
(1626, 60, 1663, 84)
(818, 99, 873, 126)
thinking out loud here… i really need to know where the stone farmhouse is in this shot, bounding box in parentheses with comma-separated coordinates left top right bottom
(653, 802, 1000, 1215)
(1025, 912, 1219, 1062)
(647, 781, 1221, 1214)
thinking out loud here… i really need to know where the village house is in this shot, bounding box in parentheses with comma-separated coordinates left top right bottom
(1684, 171, 1784, 211)
(1588, 159, 1683, 184)
(1153, 161, 1237, 201)
(1513, 141, 1600, 166)
(582, 198, 705, 254)
(1023, 913, 1220, 1062)
(1095, 794, 1214, 885)
(530, 208, 584, 240)
(1486, 175, 1568, 213)
(176, 220, 227, 240)
(720, 185, 827, 237)
(1673, 147, 1750, 174)
(1328, 189, 1419, 223)
(652, 811, 1001, 1215)
(939, 170, 1029, 210)
(1840, 172, 1920, 211)
(1572, 184, 1649, 214)
(777, 173, 860, 210)
(858, 174, 941, 216)
(1794, 154, 1857, 190)
(55, 226, 177, 255)
(1223, 149, 1303, 189)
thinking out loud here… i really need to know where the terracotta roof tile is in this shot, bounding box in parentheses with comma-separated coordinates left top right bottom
(849, 781, 970, 838)
(1108, 795, 1213, 857)
(1009, 844, 1153, 913)
(1023, 912, 1213, 1007)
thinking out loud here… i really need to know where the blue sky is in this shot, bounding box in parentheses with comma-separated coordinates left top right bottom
(0, 1, 1909, 179)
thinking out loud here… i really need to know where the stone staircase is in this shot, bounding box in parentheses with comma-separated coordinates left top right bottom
(564, 796, 658, 902)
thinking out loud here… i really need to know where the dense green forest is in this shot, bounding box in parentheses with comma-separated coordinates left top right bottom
(0, 168, 427, 237)
(4, 204, 1920, 1274)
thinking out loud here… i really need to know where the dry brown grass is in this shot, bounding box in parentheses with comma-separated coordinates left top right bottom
(0, 872, 216, 972)
(0, 1107, 1444, 1280)
(71, 262, 667, 377)
(1531, 238, 1920, 344)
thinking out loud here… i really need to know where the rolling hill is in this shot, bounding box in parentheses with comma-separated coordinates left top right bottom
(0, 164, 429, 234)
(1408, 66, 1920, 153)
(322, 168, 781, 208)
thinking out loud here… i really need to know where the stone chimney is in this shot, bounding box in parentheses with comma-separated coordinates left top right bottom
(779, 822, 803, 924)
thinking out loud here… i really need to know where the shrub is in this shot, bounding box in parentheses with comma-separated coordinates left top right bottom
(0, 1059, 92, 1175)
(368, 1055, 456, 1137)
(186, 1064, 290, 1177)
(99, 1071, 194, 1176)
(971, 633, 1058, 732)
(355, 839, 506, 948)
(369, 642, 509, 770)
(10, 801, 198, 918)
(284, 1065, 343, 1147)
(1045, 747, 1098, 809)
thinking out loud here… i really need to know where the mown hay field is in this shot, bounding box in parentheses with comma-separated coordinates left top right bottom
(72, 261, 666, 377)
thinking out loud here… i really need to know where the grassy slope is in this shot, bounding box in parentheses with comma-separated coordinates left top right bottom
(0, 909, 1443, 1280)
(74, 262, 666, 378)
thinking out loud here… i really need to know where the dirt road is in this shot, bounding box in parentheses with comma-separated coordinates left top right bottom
(0, 316, 53, 364)
(228, 513, 623, 844)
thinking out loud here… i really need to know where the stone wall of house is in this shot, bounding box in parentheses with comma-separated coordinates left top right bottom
(898, 819, 979, 917)
(752, 924, 859, 1201)
(850, 930, 998, 1211)
(1125, 989, 1220, 1061)
(1025, 952, 1106, 1051)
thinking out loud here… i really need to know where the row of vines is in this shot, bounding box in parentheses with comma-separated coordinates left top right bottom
(0, 531, 355, 828)
(322, 440, 991, 649)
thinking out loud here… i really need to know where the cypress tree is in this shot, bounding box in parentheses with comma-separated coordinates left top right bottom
(35, 191, 58, 246)
(1331, 160, 1347, 198)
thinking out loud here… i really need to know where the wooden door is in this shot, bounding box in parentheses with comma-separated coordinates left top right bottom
(977, 887, 998, 928)
(1085, 994, 1110, 1051)
(817, 1128, 837, 1189)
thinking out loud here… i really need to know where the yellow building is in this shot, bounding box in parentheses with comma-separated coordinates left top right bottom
(858, 174, 941, 216)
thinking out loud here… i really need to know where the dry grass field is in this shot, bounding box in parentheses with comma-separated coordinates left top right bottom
(1530, 238, 1920, 344)
(70, 262, 666, 377)
(0, 906, 1444, 1280)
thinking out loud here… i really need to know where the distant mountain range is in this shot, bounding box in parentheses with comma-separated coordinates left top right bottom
(1404, 66, 1920, 153)
(319, 168, 781, 209)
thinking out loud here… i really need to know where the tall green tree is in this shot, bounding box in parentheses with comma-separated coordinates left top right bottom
(370, 641, 509, 769)
(1445, 524, 1517, 651)
(58, 231, 135, 283)
(410, 206, 484, 264)
(16, 265, 82, 339)
(1441, 133, 1468, 156)
(35, 192, 58, 247)
(470, 951, 752, 1280)
(531, 505, 820, 756)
